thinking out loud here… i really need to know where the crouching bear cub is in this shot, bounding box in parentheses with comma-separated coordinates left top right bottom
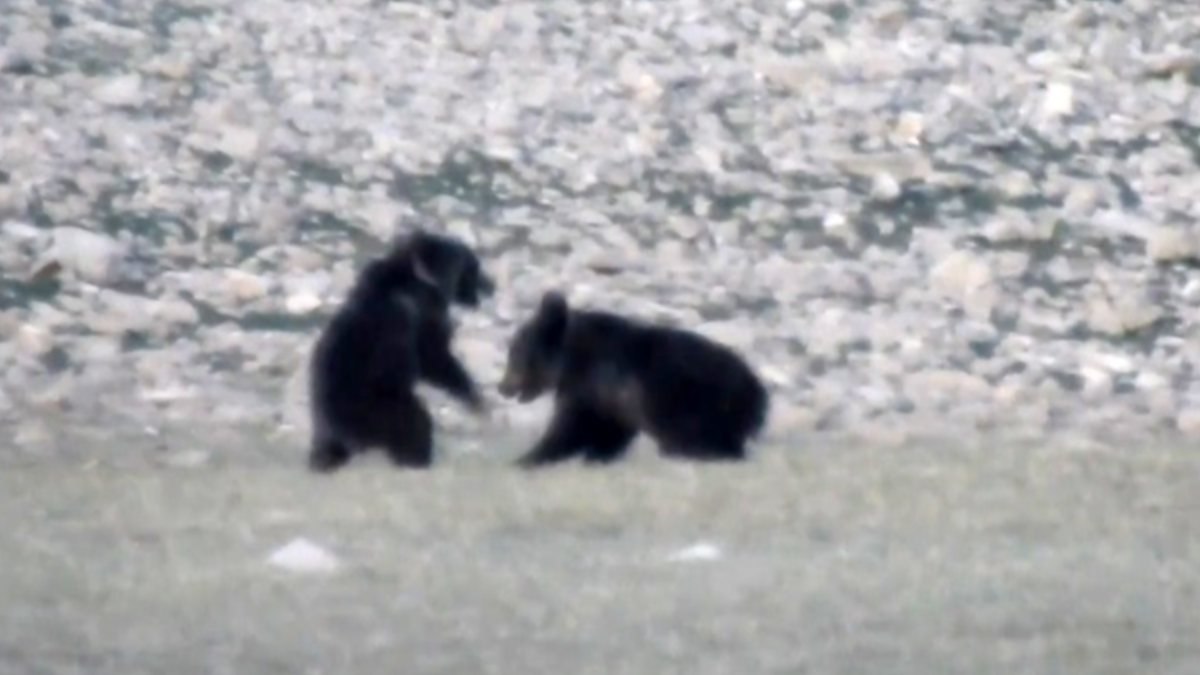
(308, 230, 493, 473)
(498, 291, 770, 468)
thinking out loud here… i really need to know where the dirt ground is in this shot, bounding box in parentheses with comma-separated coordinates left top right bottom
(1, 432, 1197, 675)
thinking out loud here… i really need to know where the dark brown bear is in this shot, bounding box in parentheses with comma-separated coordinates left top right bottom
(498, 291, 769, 468)
(308, 230, 493, 473)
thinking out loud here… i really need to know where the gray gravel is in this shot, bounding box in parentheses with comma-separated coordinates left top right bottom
(3, 0, 1200, 451)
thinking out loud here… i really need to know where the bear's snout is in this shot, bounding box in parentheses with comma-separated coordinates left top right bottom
(497, 371, 520, 399)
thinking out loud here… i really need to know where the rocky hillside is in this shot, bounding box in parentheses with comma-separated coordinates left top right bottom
(2, 0, 1199, 461)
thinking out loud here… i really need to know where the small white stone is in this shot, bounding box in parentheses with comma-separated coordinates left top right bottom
(225, 269, 270, 302)
(1041, 81, 1074, 118)
(139, 384, 197, 403)
(1144, 227, 1199, 263)
(870, 172, 901, 201)
(16, 323, 53, 357)
(1135, 371, 1169, 391)
(1177, 409, 1200, 437)
(1079, 367, 1112, 401)
(94, 74, 144, 107)
(823, 211, 855, 243)
(285, 292, 322, 315)
(1184, 279, 1200, 303)
(893, 111, 924, 146)
(44, 227, 127, 284)
(216, 125, 261, 162)
(667, 541, 723, 563)
(154, 297, 200, 326)
(931, 251, 996, 318)
(267, 538, 341, 574)
(1092, 352, 1135, 374)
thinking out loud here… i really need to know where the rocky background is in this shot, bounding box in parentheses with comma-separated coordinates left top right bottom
(2, 0, 1200, 464)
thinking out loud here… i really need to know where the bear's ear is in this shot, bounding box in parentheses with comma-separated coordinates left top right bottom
(411, 235, 462, 298)
(536, 291, 569, 344)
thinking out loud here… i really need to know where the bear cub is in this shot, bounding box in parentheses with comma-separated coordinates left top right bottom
(498, 291, 770, 468)
(308, 230, 493, 473)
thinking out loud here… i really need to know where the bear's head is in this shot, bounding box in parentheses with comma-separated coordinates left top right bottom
(498, 291, 569, 403)
(400, 229, 494, 306)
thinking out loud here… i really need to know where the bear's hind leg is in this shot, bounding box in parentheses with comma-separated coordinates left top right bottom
(581, 419, 637, 465)
(657, 429, 747, 463)
(380, 394, 435, 469)
(309, 431, 353, 473)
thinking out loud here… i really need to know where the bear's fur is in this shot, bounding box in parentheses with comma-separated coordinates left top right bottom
(307, 230, 494, 472)
(498, 291, 769, 468)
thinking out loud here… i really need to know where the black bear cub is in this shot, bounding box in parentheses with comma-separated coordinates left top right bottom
(308, 230, 494, 473)
(498, 291, 770, 468)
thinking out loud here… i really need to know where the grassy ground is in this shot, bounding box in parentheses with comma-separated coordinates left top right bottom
(1, 433, 1197, 675)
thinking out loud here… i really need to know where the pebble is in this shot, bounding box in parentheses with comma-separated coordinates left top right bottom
(42, 227, 127, 285)
(1041, 81, 1074, 118)
(869, 172, 901, 201)
(16, 324, 54, 357)
(285, 292, 323, 315)
(1177, 410, 1200, 437)
(225, 269, 271, 303)
(666, 541, 723, 563)
(216, 125, 262, 162)
(266, 538, 342, 575)
(93, 74, 144, 107)
(1144, 227, 1199, 263)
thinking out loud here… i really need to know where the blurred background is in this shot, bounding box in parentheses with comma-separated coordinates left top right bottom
(1, 1, 1198, 673)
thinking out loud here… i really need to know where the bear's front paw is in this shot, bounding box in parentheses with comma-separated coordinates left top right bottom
(466, 394, 491, 419)
(515, 453, 548, 470)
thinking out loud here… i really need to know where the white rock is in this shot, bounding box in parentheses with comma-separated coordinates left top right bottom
(225, 269, 270, 303)
(930, 251, 996, 318)
(16, 324, 53, 357)
(2, 220, 45, 245)
(153, 297, 200, 326)
(216, 125, 261, 161)
(94, 74, 144, 107)
(823, 211, 856, 244)
(285, 292, 322, 315)
(667, 541, 723, 563)
(1144, 227, 1199, 263)
(870, 172, 901, 201)
(360, 200, 405, 240)
(1041, 81, 1074, 118)
(668, 215, 702, 240)
(892, 111, 924, 146)
(266, 538, 341, 574)
(139, 384, 197, 403)
(1078, 367, 1112, 401)
(1184, 279, 1200, 303)
(1090, 352, 1135, 374)
(1135, 371, 1169, 391)
(44, 227, 127, 284)
(1087, 296, 1161, 336)
(1177, 409, 1200, 437)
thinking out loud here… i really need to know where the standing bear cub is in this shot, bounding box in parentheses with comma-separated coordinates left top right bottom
(498, 291, 770, 468)
(308, 230, 493, 473)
